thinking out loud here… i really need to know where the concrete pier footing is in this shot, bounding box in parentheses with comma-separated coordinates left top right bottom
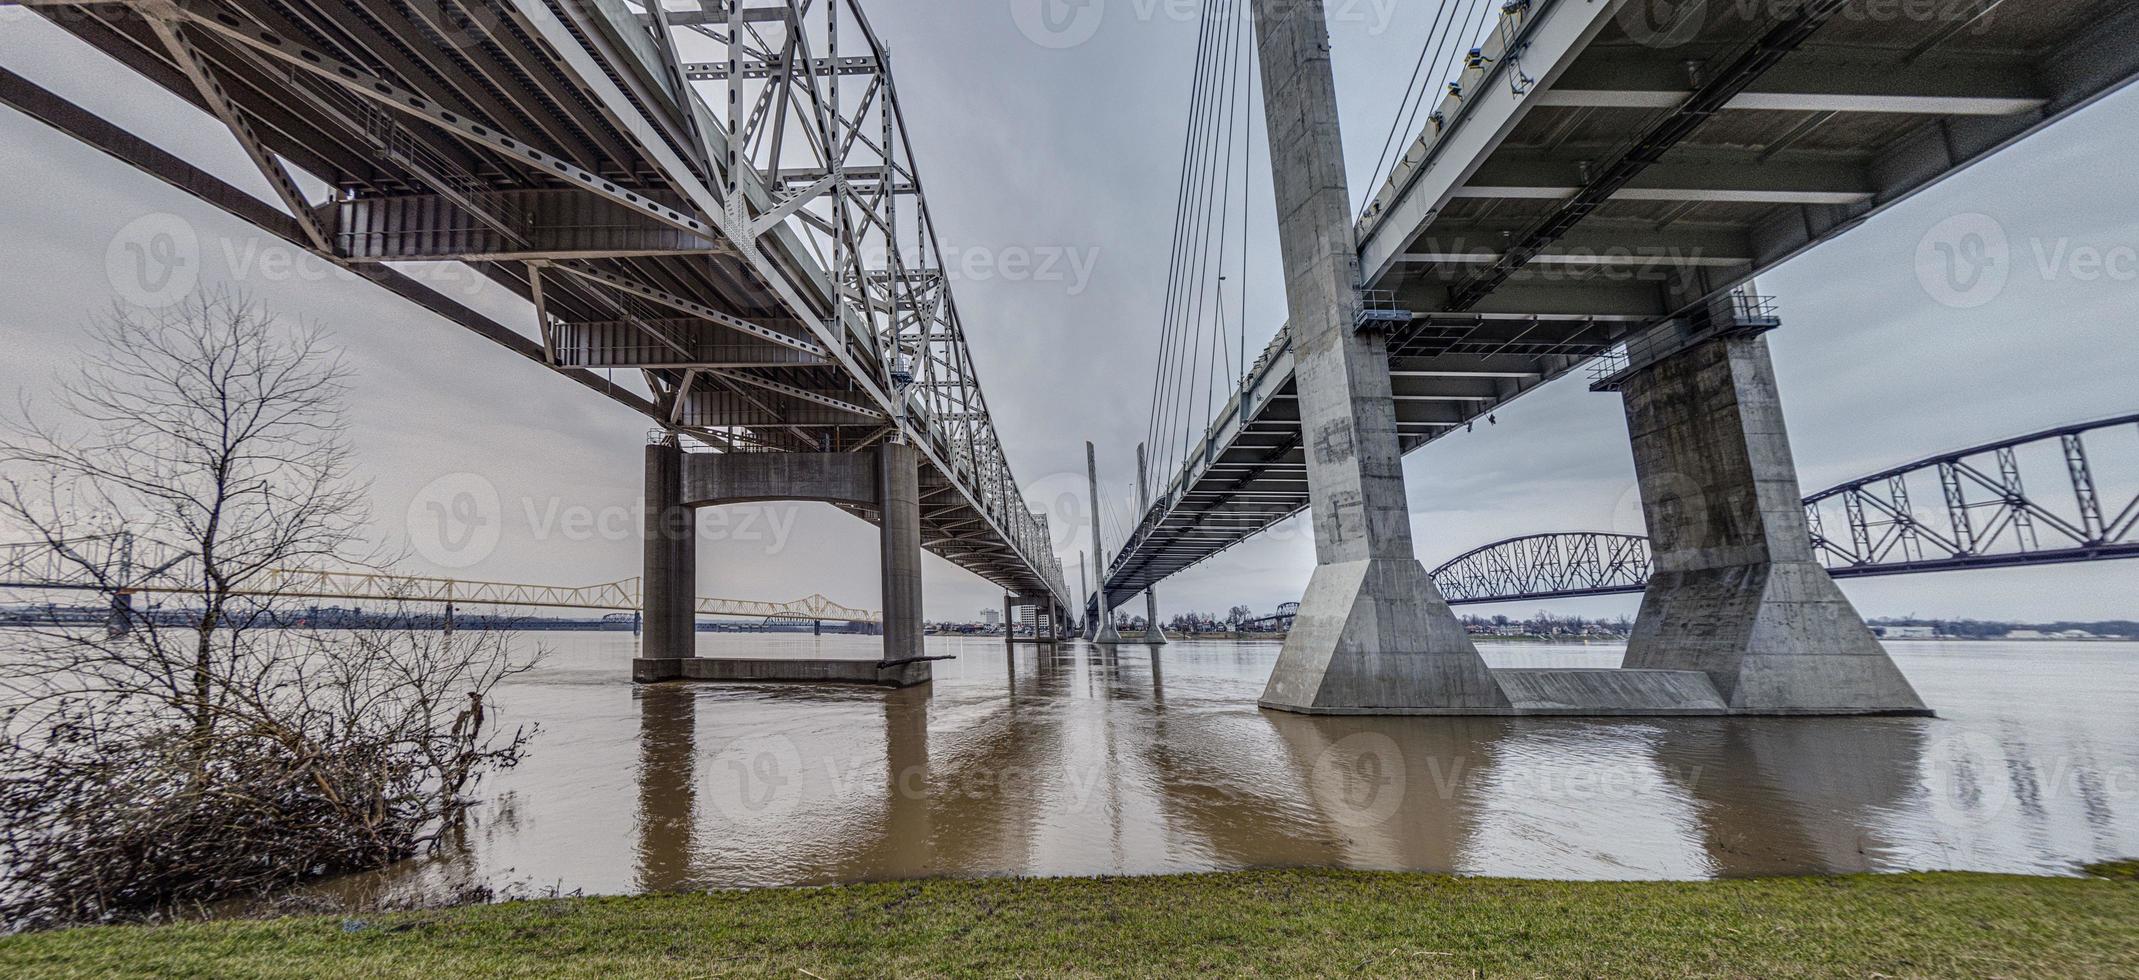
(1615, 334, 1928, 715)
(633, 443, 932, 689)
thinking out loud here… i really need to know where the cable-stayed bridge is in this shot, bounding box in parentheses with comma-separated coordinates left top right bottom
(1110, 0, 2138, 602)
(1, 0, 1068, 684)
(1097, 0, 2138, 716)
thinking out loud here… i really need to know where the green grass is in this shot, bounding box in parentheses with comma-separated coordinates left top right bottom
(5, 869, 2137, 978)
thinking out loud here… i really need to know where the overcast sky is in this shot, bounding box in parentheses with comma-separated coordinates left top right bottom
(0, 4, 2134, 623)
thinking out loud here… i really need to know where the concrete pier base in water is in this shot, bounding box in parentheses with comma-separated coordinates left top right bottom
(634, 655, 929, 687)
(637, 441, 696, 673)
(633, 443, 931, 688)
(1613, 334, 1928, 716)
(1260, 559, 1510, 714)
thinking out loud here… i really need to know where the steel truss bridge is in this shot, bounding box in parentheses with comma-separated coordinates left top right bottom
(1107, 0, 2139, 604)
(0, 0, 1066, 608)
(0, 534, 879, 622)
(1430, 413, 2139, 605)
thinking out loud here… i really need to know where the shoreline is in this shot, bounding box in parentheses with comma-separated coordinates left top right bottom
(6, 866, 2135, 976)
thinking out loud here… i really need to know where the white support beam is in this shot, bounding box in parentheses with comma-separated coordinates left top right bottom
(704, 370, 888, 419)
(749, 170, 840, 238)
(139, 5, 331, 253)
(1448, 185, 1872, 205)
(1533, 89, 2045, 115)
(170, 1, 719, 241)
(546, 261, 830, 359)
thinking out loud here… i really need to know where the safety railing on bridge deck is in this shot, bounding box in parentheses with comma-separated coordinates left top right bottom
(0, 535, 879, 623)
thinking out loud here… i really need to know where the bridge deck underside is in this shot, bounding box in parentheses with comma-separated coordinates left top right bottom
(1108, 0, 2139, 603)
(19, 1, 1061, 602)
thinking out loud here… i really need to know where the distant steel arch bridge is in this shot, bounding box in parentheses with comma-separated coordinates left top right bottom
(1431, 413, 2139, 606)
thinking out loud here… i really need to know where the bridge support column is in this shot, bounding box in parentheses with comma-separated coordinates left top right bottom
(634, 441, 696, 683)
(1251, 0, 1506, 714)
(1618, 334, 1927, 714)
(1137, 443, 1167, 647)
(877, 442, 931, 687)
(1086, 443, 1123, 644)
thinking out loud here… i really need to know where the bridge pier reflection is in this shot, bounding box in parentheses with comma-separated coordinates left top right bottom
(1649, 718, 1928, 876)
(632, 685, 697, 893)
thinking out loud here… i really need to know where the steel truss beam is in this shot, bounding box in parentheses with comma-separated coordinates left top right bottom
(1432, 413, 2139, 605)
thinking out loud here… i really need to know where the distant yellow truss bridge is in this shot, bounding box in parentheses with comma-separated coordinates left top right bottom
(0, 536, 877, 624)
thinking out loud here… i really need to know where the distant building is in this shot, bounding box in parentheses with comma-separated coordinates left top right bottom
(981, 609, 1001, 628)
(1878, 625, 1939, 640)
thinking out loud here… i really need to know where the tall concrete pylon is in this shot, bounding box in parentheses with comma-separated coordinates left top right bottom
(1249, 0, 1507, 713)
(1086, 441, 1123, 645)
(1078, 552, 1091, 641)
(1137, 442, 1167, 645)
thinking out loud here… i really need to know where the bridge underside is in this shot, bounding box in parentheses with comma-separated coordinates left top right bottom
(1109, 0, 2139, 716)
(1112, 0, 2139, 601)
(5, 0, 1067, 613)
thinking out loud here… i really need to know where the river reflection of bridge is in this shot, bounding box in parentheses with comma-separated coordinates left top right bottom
(623, 640, 2008, 890)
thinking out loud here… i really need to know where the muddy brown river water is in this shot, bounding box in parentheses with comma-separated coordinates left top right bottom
(301, 634, 2138, 906)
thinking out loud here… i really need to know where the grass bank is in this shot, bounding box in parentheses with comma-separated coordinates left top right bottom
(5, 868, 2136, 977)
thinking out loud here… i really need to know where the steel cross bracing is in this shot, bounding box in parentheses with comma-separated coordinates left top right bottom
(2, 0, 1066, 608)
(1429, 413, 2139, 605)
(1106, 0, 2139, 605)
(0, 535, 880, 622)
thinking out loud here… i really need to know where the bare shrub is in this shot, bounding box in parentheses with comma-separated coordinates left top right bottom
(0, 295, 539, 927)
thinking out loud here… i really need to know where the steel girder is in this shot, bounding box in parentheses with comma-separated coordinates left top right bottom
(1428, 413, 2139, 605)
(5, 0, 1067, 606)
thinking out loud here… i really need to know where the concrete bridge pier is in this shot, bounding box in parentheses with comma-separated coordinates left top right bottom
(1137, 443, 1166, 647)
(1086, 442, 1122, 645)
(633, 441, 697, 682)
(1250, 0, 1506, 714)
(632, 443, 931, 688)
(1615, 333, 1928, 715)
(875, 442, 932, 687)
